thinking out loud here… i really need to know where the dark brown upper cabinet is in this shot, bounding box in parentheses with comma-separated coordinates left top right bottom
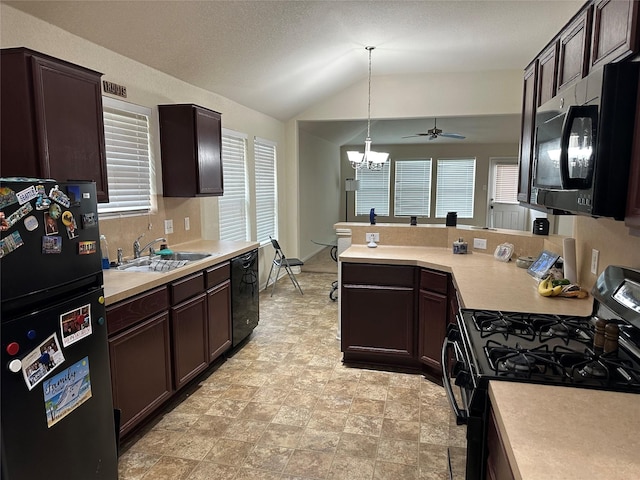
(1, 48, 109, 202)
(537, 41, 559, 107)
(557, 5, 592, 92)
(591, 0, 640, 70)
(158, 104, 223, 197)
(517, 60, 538, 204)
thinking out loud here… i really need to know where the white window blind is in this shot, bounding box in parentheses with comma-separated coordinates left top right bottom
(355, 161, 390, 216)
(254, 137, 277, 244)
(435, 158, 476, 218)
(494, 163, 519, 204)
(98, 97, 152, 215)
(394, 159, 432, 217)
(219, 129, 249, 240)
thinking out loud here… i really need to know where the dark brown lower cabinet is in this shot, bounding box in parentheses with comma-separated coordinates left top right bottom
(171, 293, 209, 390)
(341, 263, 418, 369)
(486, 405, 516, 480)
(207, 280, 232, 362)
(108, 313, 172, 437)
(418, 269, 449, 378)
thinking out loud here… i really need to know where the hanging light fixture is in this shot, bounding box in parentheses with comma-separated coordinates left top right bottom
(347, 46, 390, 171)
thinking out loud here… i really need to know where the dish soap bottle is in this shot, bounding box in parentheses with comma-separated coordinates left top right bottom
(100, 234, 110, 269)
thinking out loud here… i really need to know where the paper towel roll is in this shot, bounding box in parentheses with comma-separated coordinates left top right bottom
(563, 237, 577, 284)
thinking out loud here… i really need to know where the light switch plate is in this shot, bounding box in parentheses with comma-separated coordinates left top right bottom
(591, 249, 599, 275)
(184, 217, 190, 231)
(164, 219, 174, 234)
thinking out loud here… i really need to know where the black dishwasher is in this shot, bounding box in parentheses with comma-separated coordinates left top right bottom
(230, 249, 259, 346)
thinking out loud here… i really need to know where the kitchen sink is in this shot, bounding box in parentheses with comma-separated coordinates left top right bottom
(114, 251, 213, 273)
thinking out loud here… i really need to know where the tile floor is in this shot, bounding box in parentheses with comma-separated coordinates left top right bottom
(118, 268, 467, 479)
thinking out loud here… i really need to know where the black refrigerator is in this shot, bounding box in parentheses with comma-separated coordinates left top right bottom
(1, 178, 118, 479)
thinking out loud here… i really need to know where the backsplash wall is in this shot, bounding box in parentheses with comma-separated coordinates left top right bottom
(575, 216, 640, 287)
(98, 196, 202, 262)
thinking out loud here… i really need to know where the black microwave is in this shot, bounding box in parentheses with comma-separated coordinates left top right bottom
(531, 61, 640, 220)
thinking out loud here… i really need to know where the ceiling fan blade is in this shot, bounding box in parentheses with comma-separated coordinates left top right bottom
(440, 133, 466, 139)
(402, 133, 430, 138)
(402, 134, 422, 138)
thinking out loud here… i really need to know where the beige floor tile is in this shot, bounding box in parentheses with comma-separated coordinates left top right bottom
(139, 456, 197, 480)
(374, 460, 419, 480)
(297, 428, 341, 452)
(377, 437, 419, 466)
(118, 451, 161, 480)
(238, 401, 281, 422)
(258, 423, 304, 448)
(328, 453, 375, 480)
(350, 397, 386, 417)
(344, 414, 384, 436)
(336, 432, 379, 459)
(380, 418, 420, 441)
(243, 444, 293, 472)
(184, 461, 237, 480)
(283, 449, 333, 478)
(204, 438, 254, 466)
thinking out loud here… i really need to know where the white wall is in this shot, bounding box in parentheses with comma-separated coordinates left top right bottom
(298, 128, 342, 259)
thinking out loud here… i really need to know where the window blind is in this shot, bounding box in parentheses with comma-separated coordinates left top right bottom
(219, 130, 249, 240)
(435, 158, 476, 218)
(494, 163, 519, 204)
(254, 137, 277, 244)
(394, 159, 432, 217)
(98, 97, 152, 215)
(355, 161, 390, 216)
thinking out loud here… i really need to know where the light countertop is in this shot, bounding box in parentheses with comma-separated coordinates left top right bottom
(102, 240, 258, 305)
(339, 245, 593, 316)
(489, 382, 640, 480)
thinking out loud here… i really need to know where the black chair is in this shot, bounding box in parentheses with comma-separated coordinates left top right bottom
(266, 236, 304, 296)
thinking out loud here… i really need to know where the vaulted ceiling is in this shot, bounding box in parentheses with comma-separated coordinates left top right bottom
(6, 0, 583, 144)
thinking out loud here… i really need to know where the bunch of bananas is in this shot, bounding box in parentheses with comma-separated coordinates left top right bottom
(537, 277, 589, 298)
(538, 277, 564, 297)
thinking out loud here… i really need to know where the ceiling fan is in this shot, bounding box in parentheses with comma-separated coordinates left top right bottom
(403, 118, 466, 140)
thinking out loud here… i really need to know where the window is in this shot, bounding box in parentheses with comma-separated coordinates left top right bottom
(98, 97, 152, 215)
(394, 159, 432, 217)
(219, 129, 249, 240)
(435, 158, 476, 218)
(254, 137, 277, 244)
(493, 163, 519, 204)
(355, 161, 390, 216)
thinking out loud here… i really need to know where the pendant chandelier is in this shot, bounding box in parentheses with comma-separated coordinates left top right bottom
(347, 46, 390, 171)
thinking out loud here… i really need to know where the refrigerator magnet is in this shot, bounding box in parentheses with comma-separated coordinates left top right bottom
(43, 357, 92, 428)
(60, 304, 93, 347)
(21, 333, 65, 391)
(66, 185, 82, 207)
(49, 185, 70, 208)
(0, 211, 9, 231)
(0, 231, 24, 257)
(42, 236, 62, 254)
(48, 203, 61, 219)
(24, 215, 39, 232)
(78, 240, 97, 255)
(80, 212, 97, 229)
(6, 202, 33, 228)
(16, 185, 38, 205)
(44, 212, 59, 235)
(0, 186, 18, 209)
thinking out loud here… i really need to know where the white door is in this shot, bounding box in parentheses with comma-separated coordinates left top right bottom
(488, 158, 528, 230)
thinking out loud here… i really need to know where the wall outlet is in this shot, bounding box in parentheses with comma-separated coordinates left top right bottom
(591, 249, 599, 275)
(164, 219, 174, 234)
(184, 217, 190, 231)
(366, 233, 379, 242)
(473, 238, 487, 249)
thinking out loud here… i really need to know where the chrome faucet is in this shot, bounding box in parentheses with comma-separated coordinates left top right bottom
(133, 234, 167, 258)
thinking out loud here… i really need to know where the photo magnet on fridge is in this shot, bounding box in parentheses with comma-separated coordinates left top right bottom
(60, 304, 92, 348)
(21, 333, 65, 391)
(0, 186, 18, 209)
(43, 357, 93, 428)
(66, 185, 81, 207)
(42, 236, 62, 254)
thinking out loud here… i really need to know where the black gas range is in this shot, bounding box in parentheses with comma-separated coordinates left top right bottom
(442, 265, 640, 480)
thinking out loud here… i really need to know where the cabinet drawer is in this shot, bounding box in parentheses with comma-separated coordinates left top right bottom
(420, 269, 448, 295)
(170, 272, 205, 304)
(342, 263, 415, 287)
(206, 261, 230, 288)
(107, 286, 169, 336)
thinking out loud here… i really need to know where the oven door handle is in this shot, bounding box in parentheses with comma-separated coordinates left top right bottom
(441, 336, 469, 425)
